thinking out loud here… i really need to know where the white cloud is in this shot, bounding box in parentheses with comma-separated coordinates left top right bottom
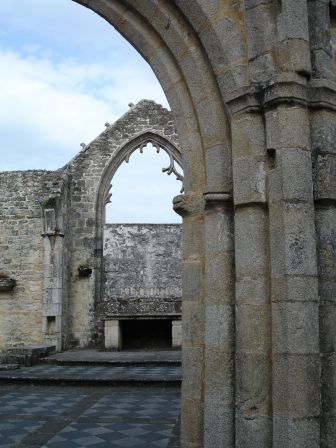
(0, 48, 167, 170)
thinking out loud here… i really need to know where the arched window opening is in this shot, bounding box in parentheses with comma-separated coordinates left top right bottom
(102, 139, 183, 351)
(105, 141, 183, 224)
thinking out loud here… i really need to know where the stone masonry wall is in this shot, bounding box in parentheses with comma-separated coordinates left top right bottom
(100, 224, 181, 318)
(0, 170, 68, 350)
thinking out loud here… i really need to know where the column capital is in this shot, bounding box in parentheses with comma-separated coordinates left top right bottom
(203, 190, 233, 211)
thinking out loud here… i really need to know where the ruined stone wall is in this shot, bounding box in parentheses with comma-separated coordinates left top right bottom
(100, 224, 181, 317)
(0, 170, 68, 350)
(0, 101, 181, 351)
(66, 100, 180, 347)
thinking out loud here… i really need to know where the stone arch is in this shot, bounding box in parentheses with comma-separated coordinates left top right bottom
(93, 131, 184, 333)
(96, 130, 183, 232)
(71, 1, 239, 447)
(73, 0, 237, 193)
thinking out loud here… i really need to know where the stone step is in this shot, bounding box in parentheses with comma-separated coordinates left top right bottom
(0, 364, 182, 386)
(39, 348, 182, 368)
(0, 364, 20, 371)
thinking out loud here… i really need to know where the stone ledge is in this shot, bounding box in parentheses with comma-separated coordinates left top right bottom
(1, 344, 56, 367)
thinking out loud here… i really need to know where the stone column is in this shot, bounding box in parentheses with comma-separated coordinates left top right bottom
(173, 193, 205, 448)
(265, 80, 320, 447)
(104, 319, 121, 350)
(172, 320, 182, 348)
(311, 106, 336, 447)
(202, 191, 235, 448)
(231, 107, 272, 447)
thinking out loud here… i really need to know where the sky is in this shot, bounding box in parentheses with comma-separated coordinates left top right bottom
(0, 0, 182, 223)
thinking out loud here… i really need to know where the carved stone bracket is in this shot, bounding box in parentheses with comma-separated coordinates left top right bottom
(0, 277, 16, 292)
(173, 193, 204, 217)
(104, 184, 113, 206)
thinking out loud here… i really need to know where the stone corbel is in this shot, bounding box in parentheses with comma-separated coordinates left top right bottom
(0, 275, 16, 292)
(173, 193, 204, 217)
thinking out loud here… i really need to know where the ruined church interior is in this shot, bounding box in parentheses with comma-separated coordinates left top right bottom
(1, 1, 336, 447)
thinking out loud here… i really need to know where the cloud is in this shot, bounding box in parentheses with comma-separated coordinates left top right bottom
(0, 48, 167, 170)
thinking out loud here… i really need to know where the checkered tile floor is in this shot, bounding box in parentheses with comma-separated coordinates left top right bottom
(0, 420, 45, 447)
(42, 422, 175, 447)
(0, 391, 87, 417)
(0, 385, 180, 447)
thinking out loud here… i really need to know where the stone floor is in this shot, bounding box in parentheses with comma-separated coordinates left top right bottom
(0, 384, 181, 447)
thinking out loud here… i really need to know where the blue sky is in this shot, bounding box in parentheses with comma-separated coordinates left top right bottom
(0, 0, 181, 223)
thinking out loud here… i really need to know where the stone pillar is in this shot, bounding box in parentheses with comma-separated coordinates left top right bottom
(311, 107, 336, 447)
(203, 192, 235, 448)
(42, 206, 65, 352)
(265, 83, 320, 447)
(172, 320, 182, 348)
(104, 320, 121, 350)
(231, 108, 272, 447)
(173, 193, 205, 448)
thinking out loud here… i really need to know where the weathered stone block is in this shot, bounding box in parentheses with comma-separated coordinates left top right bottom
(269, 148, 314, 202)
(204, 142, 231, 192)
(236, 277, 269, 304)
(272, 302, 319, 354)
(271, 275, 319, 303)
(277, 0, 309, 41)
(235, 207, 268, 276)
(204, 347, 234, 404)
(236, 303, 271, 353)
(233, 158, 266, 204)
(272, 353, 320, 418)
(269, 202, 317, 276)
(246, 2, 277, 60)
(277, 38, 312, 75)
(182, 302, 204, 347)
(182, 347, 203, 400)
(183, 262, 202, 302)
(314, 153, 336, 200)
(205, 304, 234, 351)
(272, 416, 320, 448)
(311, 110, 336, 155)
(266, 106, 310, 151)
(320, 303, 336, 354)
(205, 252, 234, 304)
